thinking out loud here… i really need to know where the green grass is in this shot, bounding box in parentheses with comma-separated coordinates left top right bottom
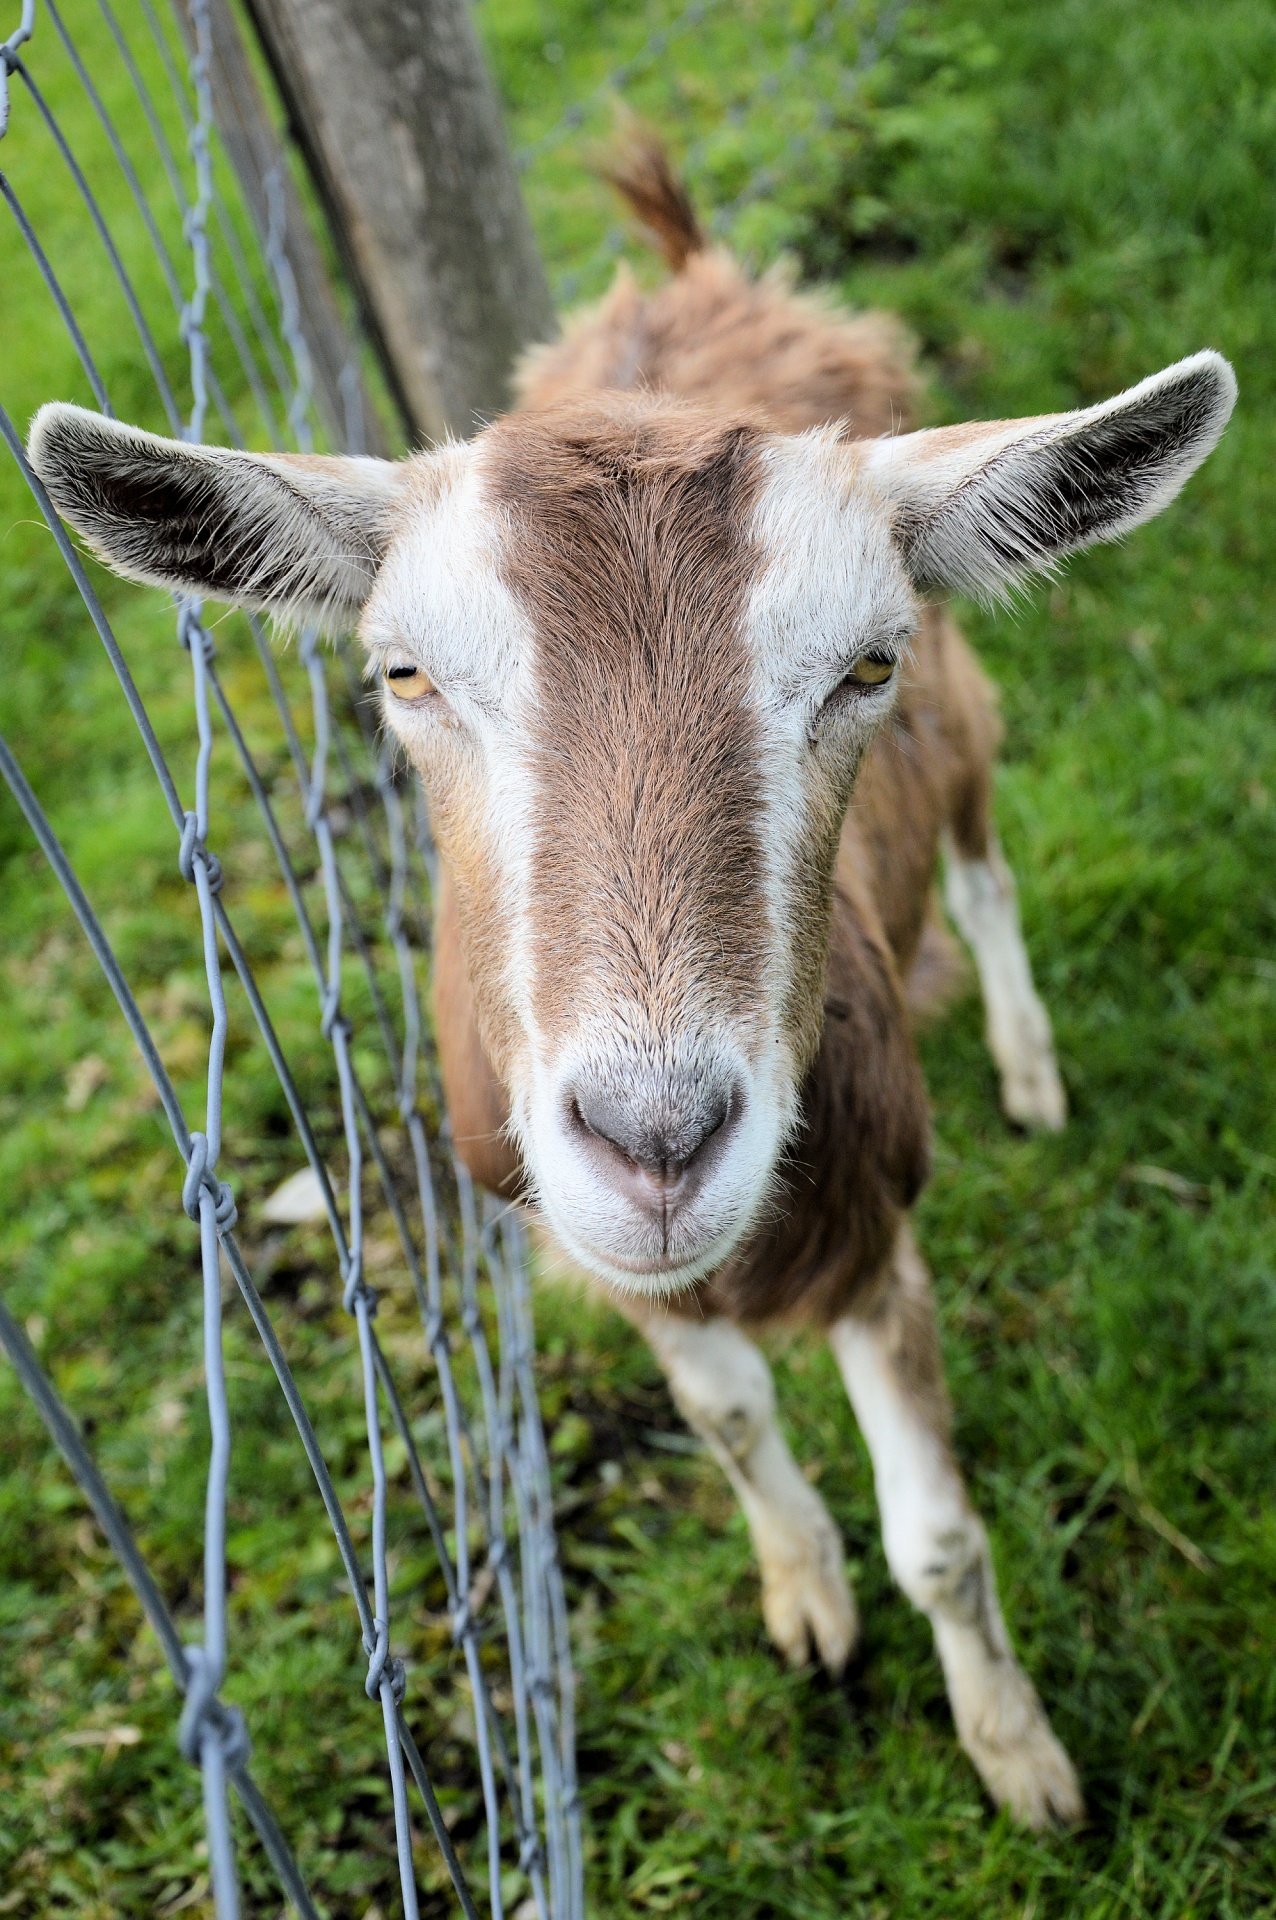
(2, 0, 1275, 1914)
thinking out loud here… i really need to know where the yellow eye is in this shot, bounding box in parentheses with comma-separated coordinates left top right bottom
(384, 664, 435, 702)
(848, 651, 896, 687)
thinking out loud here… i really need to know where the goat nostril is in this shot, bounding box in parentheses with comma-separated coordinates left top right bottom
(567, 1093, 646, 1171)
(676, 1089, 730, 1176)
(566, 1083, 737, 1187)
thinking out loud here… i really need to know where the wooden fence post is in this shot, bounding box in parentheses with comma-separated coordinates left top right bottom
(238, 0, 557, 444)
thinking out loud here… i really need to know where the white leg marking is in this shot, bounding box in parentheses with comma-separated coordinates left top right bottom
(644, 1315, 858, 1675)
(943, 832, 1067, 1131)
(827, 1233, 1082, 1828)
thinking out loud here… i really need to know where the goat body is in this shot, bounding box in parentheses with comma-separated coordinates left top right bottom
(414, 158, 1093, 1828)
(25, 133, 1235, 1830)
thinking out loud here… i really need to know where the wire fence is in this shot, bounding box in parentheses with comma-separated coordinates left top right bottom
(1, 0, 903, 1910)
(0, 2, 580, 1915)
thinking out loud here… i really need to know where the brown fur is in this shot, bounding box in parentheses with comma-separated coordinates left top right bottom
(436, 147, 1005, 1328)
(480, 402, 772, 1058)
(695, 852, 932, 1325)
(518, 252, 918, 441)
(518, 123, 916, 439)
(432, 866, 522, 1197)
(599, 123, 707, 271)
(857, 1221, 956, 1447)
(904, 906, 971, 1026)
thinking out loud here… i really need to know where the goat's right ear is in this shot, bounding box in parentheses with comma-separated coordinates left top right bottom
(27, 403, 411, 627)
(860, 351, 1236, 600)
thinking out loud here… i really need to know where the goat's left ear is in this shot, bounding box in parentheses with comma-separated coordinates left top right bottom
(860, 351, 1236, 599)
(26, 403, 413, 628)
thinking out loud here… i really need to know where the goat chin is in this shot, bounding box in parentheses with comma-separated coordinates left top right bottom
(536, 1217, 742, 1300)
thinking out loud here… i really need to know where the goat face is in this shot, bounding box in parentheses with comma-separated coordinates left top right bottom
(28, 354, 1235, 1293)
(362, 401, 917, 1292)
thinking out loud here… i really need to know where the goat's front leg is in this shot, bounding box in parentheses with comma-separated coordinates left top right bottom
(943, 829, 1067, 1133)
(828, 1226, 1082, 1829)
(640, 1312, 858, 1675)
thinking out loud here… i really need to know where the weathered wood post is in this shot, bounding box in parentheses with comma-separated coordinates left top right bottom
(239, 0, 557, 443)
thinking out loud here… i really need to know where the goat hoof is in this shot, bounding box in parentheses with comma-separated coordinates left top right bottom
(760, 1535, 858, 1677)
(1000, 1056, 1068, 1134)
(959, 1674, 1084, 1831)
(980, 1722, 1084, 1831)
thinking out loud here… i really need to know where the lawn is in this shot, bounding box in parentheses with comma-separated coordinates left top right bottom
(1, 0, 1274, 1915)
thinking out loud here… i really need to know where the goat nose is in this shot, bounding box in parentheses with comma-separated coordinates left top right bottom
(566, 1079, 738, 1210)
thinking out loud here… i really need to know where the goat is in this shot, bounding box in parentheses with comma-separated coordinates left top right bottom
(26, 134, 1234, 1830)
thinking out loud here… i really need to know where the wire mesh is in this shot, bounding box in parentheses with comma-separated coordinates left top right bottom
(0, 1, 580, 1914)
(2, 0, 906, 1909)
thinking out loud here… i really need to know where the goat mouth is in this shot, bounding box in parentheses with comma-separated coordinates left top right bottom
(597, 1249, 704, 1279)
(549, 1213, 748, 1296)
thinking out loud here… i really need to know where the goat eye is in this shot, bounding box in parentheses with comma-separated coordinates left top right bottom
(846, 651, 896, 688)
(384, 664, 435, 702)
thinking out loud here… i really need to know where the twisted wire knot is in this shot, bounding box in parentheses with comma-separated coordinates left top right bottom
(178, 297, 206, 352)
(362, 1617, 406, 1704)
(176, 601, 215, 659)
(179, 811, 223, 892)
(0, 3, 34, 144)
(0, 56, 18, 145)
(319, 985, 345, 1041)
(181, 206, 201, 256)
(518, 1832, 545, 1875)
(341, 1258, 376, 1318)
(182, 1132, 237, 1230)
(178, 1645, 251, 1770)
(450, 1599, 474, 1642)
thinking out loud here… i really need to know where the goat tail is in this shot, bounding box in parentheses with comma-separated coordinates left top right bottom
(600, 119, 707, 272)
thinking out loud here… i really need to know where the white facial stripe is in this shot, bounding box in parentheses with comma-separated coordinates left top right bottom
(360, 447, 543, 1063)
(746, 431, 919, 713)
(527, 433, 920, 1287)
(362, 446, 526, 713)
(740, 431, 918, 1056)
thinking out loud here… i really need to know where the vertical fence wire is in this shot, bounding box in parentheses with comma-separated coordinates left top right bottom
(0, 1, 581, 1914)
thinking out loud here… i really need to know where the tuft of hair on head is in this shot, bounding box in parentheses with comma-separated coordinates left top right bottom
(598, 114, 707, 272)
